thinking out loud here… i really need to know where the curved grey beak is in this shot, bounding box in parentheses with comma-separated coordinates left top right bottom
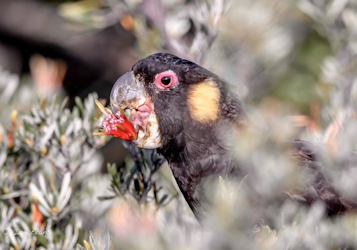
(109, 71, 162, 149)
(110, 71, 147, 111)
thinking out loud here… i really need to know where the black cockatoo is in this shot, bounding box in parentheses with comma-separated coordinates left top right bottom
(107, 53, 357, 218)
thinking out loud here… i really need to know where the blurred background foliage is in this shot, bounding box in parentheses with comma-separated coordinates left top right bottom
(1, 0, 357, 249)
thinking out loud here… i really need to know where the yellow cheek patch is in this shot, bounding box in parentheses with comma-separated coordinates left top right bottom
(187, 80, 220, 123)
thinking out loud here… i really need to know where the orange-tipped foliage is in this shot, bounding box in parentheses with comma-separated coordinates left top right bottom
(31, 203, 44, 230)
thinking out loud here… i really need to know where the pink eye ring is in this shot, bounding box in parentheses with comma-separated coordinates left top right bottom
(154, 70, 178, 89)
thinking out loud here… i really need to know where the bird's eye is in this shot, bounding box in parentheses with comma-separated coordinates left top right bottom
(154, 70, 178, 89)
(161, 76, 171, 85)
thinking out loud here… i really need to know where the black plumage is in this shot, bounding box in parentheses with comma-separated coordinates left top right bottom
(111, 53, 357, 218)
(131, 54, 245, 215)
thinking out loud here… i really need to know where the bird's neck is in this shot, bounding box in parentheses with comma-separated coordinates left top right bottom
(159, 122, 238, 216)
(160, 124, 219, 164)
(159, 127, 219, 215)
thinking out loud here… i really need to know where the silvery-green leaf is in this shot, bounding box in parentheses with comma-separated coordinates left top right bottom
(65, 225, 79, 250)
(73, 118, 83, 134)
(60, 96, 69, 111)
(72, 107, 79, 118)
(58, 207, 71, 221)
(0, 72, 19, 103)
(326, 0, 348, 21)
(82, 148, 95, 162)
(49, 95, 59, 112)
(29, 183, 51, 212)
(48, 193, 55, 207)
(298, 0, 324, 21)
(5, 227, 17, 246)
(38, 204, 51, 218)
(58, 172, 71, 200)
(89, 231, 98, 250)
(17, 125, 25, 137)
(0, 190, 28, 200)
(0, 152, 6, 169)
(38, 174, 48, 197)
(1, 205, 15, 230)
(62, 224, 73, 249)
(40, 123, 56, 148)
(57, 187, 72, 213)
(65, 122, 74, 136)
(102, 230, 112, 250)
(45, 219, 53, 243)
(75, 97, 85, 115)
(11, 218, 31, 249)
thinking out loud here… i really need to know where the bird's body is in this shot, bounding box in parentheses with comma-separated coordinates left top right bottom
(109, 53, 357, 218)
